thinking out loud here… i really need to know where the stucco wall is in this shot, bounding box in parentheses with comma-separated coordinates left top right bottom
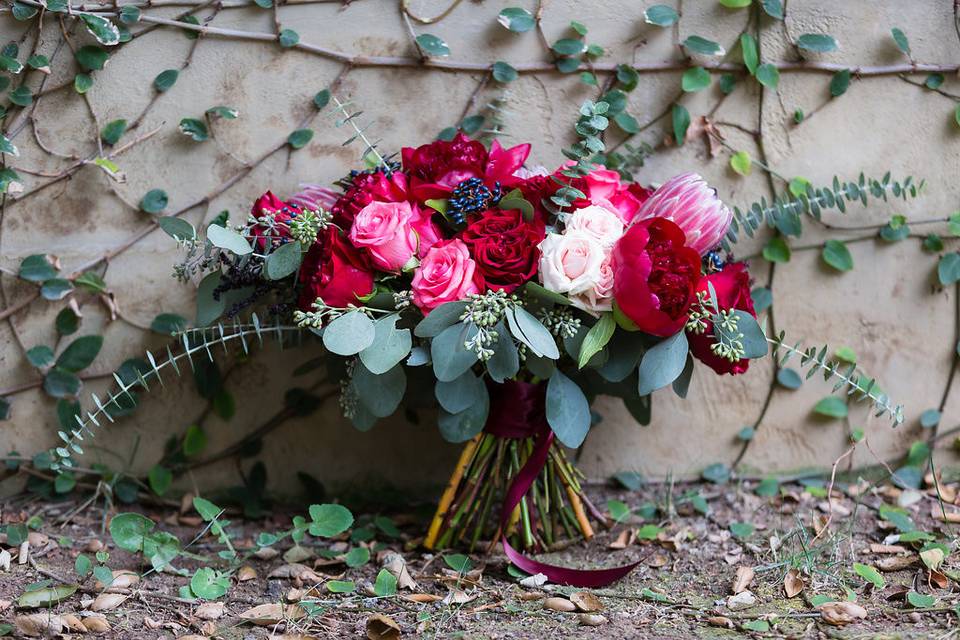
(1, 0, 958, 496)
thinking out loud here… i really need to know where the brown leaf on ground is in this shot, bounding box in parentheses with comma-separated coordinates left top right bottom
(876, 555, 918, 572)
(268, 563, 324, 583)
(578, 613, 607, 626)
(608, 529, 635, 550)
(403, 593, 443, 603)
(254, 547, 280, 561)
(194, 602, 225, 620)
(238, 603, 307, 626)
(382, 552, 417, 590)
(443, 589, 476, 605)
(237, 565, 257, 582)
(81, 615, 110, 632)
(543, 597, 576, 612)
(570, 592, 603, 613)
(707, 616, 734, 628)
(283, 545, 314, 563)
(60, 614, 86, 632)
(867, 544, 907, 554)
(517, 591, 544, 601)
(89, 592, 127, 612)
(817, 601, 867, 626)
(15, 613, 63, 637)
(931, 506, 960, 523)
(784, 568, 805, 598)
(97, 569, 139, 590)
(366, 613, 401, 640)
(732, 566, 754, 594)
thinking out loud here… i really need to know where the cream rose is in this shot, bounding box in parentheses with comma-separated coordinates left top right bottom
(538, 230, 607, 295)
(570, 257, 614, 314)
(565, 205, 625, 248)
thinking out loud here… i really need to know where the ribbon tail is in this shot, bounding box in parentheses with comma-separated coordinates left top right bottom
(499, 428, 639, 589)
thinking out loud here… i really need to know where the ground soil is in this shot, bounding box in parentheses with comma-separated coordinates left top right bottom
(0, 477, 957, 639)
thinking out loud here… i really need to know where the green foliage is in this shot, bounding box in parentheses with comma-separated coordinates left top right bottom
(153, 69, 178, 92)
(644, 4, 678, 27)
(416, 34, 450, 57)
(683, 35, 724, 56)
(178, 118, 209, 142)
(287, 128, 314, 149)
(768, 332, 903, 424)
(796, 33, 838, 53)
(140, 189, 168, 214)
(672, 103, 690, 145)
(278, 29, 299, 48)
(681, 67, 711, 92)
(724, 174, 924, 248)
(497, 7, 535, 32)
(821, 239, 853, 271)
(545, 370, 590, 448)
(101, 119, 127, 145)
(492, 61, 517, 83)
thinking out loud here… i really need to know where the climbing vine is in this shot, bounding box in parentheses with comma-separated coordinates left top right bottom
(0, 0, 958, 498)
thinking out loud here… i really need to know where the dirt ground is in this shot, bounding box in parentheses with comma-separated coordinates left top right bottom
(1, 476, 958, 639)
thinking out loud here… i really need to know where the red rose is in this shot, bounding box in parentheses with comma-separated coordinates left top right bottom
(688, 262, 756, 375)
(330, 170, 408, 228)
(461, 209, 545, 293)
(249, 191, 295, 250)
(297, 227, 374, 310)
(610, 217, 701, 337)
(401, 133, 530, 201)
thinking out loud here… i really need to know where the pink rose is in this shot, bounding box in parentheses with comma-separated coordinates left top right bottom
(584, 168, 647, 224)
(412, 239, 483, 313)
(348, 201, 418, 272)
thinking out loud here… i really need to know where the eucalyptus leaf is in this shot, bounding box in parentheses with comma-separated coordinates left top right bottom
(353, 362, 405, 418)
(637, 331, 688, 396)
(207, 224, 252, 255)
(438, 390, 489, 443)
(323, 311, 376, 356)
(359, 314, 412, 374)
(546, 370, 591, 448)
(431, 322, 479, 382)
(485, 322, 519, 382)
(506, 307, 559, 359)
(265, 241, 302, 279)
(435, 371, 485, 414)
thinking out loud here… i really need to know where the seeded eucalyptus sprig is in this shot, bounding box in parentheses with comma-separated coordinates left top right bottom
(767, 331, 904, 425)
(329, 94, 393, 170)
(724, 173, 924, 249)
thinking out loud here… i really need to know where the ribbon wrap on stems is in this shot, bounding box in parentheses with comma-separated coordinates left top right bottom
(485, 381, 639, 588)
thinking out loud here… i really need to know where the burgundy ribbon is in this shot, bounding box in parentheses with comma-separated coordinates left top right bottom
(486, 381, 639, 588)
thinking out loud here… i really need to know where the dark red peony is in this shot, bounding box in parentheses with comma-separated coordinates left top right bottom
(688, 262, 756, 375)
(610, 217, 701, 337)
(297, 227, 374, 310)
(250, 191, 295, 249)
(461, 209, 545, 293)
(402, 133, 530, 201)
(330, 170, 409, 228)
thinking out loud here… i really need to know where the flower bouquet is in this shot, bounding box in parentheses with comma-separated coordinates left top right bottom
(50, 103, 902, 587)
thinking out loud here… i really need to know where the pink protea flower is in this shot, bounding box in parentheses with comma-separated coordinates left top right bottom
(289, 184, 339, 212)
(633, 173, 732, 256)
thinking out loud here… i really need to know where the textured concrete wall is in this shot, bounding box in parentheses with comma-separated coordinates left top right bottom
(1, 0, 958, 496)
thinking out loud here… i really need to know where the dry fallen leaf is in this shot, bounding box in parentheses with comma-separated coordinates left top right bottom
(578, 613, 607, 626)
(0, 549, 11, 572)
(15, 613, 63, 637)
(732, 566, 754, 594)
(239, 603, 307, 626)
(81, 615, 110, 632)
(646, 554, 669, 568)
(268, 563, 324, 583)
(403, 593, 443, 603)
(817, 601, 867, 626)
(518, 572, 548, 589)
(89, 592, 128, 612)
(382, 553, 418, 590)
(284, 545, 314, 564)
(543, 597, 576, 612)
(517, 591, 544, 601)
(868, 544, 907, 554)
(876, 555, 917, 572)
(237, 565, 258, 582)
(608, 529, 635, 550)
(443, 589, 476, 605)
(784, 568, 805, 598)
(570, 592, 603, 613)
(60, 614, 86, 632)
(255, 547, 280, 561)
(366, 613, 401, 640)
(99, 569, 139, 590)
(195, 601, 225, 620)
(707, 616, 734, 628)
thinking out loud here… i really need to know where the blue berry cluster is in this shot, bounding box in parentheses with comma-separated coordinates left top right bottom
(703, 250, 726, 274)
(447, 178, 502, 225)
